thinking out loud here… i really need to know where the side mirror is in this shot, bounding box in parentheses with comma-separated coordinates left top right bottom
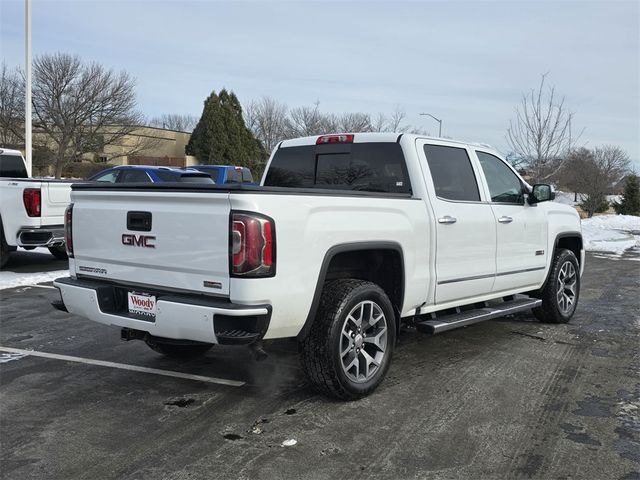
(529, 184, 555, 204)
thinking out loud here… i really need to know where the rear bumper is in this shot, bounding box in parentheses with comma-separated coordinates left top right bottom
(18, 225, 64, 247)
(53, 277, 271, 345)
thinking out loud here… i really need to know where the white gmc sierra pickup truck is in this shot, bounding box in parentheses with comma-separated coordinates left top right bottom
(53, 133, 584, 399)
(0, 148, 72, 267)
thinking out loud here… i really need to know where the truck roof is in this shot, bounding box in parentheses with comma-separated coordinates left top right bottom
(0, 148, 24, 156)
(278, 133, 497, 153)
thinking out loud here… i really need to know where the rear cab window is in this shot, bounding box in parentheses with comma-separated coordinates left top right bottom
(0, 153, 28, 178)
(264, 142, 412, 194)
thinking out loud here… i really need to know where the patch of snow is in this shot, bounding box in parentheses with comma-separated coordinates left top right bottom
(581, 214, 640, 256)
(281, 439, 297, 447)
(0, 270, 68, 290)
(555, 191, 579, 206)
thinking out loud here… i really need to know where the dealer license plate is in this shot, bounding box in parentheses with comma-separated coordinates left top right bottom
(127, 292, 157, 319)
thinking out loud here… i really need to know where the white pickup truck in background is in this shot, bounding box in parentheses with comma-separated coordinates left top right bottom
(53, 133, 584, 399)
(0, 148, 72, 268)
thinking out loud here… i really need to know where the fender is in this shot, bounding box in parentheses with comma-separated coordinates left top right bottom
(296, 241, 405, 341)
(537, 231, 583, 292)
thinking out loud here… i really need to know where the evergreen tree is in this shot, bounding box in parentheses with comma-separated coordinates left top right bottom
(613, 175, 640, 216)
(186, 89, 267, 174)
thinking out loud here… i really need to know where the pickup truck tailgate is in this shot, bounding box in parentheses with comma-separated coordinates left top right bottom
(71, 189, 231, 295)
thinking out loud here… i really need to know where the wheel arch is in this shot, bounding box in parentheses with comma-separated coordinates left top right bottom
(554, 231, 583, 266)
(297, 242, 405, 341)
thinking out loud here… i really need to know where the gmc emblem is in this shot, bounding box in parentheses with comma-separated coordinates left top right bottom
(122, 234, 156, 248)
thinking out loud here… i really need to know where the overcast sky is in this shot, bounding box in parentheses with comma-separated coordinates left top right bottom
(1, 0, 638, 164)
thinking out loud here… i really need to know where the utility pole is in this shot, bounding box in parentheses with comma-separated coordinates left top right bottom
(420, 112, 442, 137)
(25, 0, 32, 176)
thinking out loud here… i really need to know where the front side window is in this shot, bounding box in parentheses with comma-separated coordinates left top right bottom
(476, 152, 524, 204)
(423, 145, 480, 202)
(93, 171, 119, 183)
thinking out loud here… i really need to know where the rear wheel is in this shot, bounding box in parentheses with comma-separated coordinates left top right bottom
(532, 249, 580, 323)
(48, 245, 68, 260)
(299, 279, 396, 400)
(145, 337, 213, 358)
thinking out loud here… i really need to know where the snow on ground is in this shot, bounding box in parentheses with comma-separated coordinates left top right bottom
(581, 214, 640, 256)
(0, 270, 68, 290)
(555, 191, 621, 207)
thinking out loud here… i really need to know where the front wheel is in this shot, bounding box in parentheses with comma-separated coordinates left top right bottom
(532, 249, 580, 323)
(48, 245, 69, 260)
(299, 279, 396, 400)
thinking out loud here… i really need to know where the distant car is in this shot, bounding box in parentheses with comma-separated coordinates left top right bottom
(88, 165, 214, 184)
(185, 165, 254, 184)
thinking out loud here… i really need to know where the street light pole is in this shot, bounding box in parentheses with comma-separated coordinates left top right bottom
(25, 0, 32, 176)
(420, 112, 442, 137)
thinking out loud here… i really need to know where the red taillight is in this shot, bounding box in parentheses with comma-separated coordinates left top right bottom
(316, 134, 354, 145)
(23, 188, 41, 217)
(230, 212, 275, 277)
(64, 204, 74, 258)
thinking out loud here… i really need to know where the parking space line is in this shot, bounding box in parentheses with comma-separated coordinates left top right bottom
(0, 346, 245, 387)
(29, 285, 57, 290)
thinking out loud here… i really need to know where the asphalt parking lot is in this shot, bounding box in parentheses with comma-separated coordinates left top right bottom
(1, 251, 639, 480)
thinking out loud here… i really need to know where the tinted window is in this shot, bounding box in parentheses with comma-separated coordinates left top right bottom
(118, 170, 151, 183)
(241, 168, 253, 182)
(0, 154, 28, 178)
(423, 145, 480, 201)
(155, 170, 180, 182)
(225, 169, 243, 183)
(476, 151, 524, 204)
(179, 175, 214, 184)
(264, 143, 411, 194)
(93, 171, 119, 183)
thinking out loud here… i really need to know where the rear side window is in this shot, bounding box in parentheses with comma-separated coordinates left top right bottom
(118, 170, 152, 183)
(423, 145, 480, 202)
(155, 171, 180, 182)
(0, 154, 28, 178)
(264, 143, 411, 194)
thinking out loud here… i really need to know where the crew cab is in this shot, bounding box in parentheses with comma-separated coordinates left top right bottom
(53, 133, 584, 399)
(0, 148, 72, 267)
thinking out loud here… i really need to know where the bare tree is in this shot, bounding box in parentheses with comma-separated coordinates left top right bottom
(32, 53, 151, 178)
(285, 101, 327, 137)
(336, 112, 372, 132)
(244, 97, 289, 152)
(149, 113, 198, 132)
(560, 145, 631, 217)
(507, 74, 581, 182)
(0, 63, 25, 148)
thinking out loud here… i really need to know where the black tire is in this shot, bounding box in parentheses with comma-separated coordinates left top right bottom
(0, 224, 9, 269)
(48, 245, 69, 260)
(532, 249, 580, 323)
(299, 279, 396, 400)
(145, 337, 213, 358)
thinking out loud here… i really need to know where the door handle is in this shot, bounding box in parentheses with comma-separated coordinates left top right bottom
(438, 216, 457, 224)
(498, 216, 513, 224)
